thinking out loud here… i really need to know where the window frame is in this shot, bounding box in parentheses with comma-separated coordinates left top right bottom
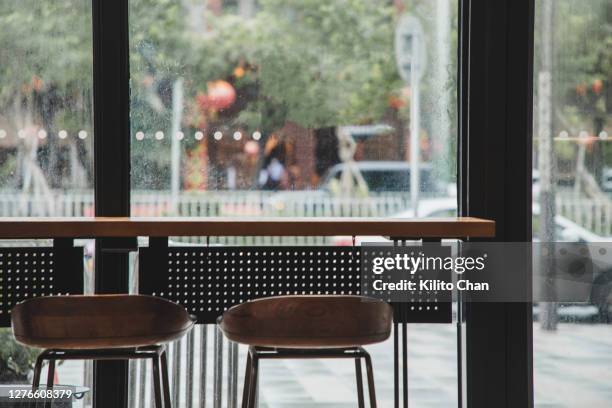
(92, 1, 131, 407)
(458, 0, 535, 407)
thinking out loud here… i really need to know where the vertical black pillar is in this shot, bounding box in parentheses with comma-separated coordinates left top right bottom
(92, 0, 131, 407)
(459, 0, 535, 407)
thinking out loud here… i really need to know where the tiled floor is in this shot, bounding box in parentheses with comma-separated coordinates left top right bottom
(533, 324, 612, 408)
(53, 323, 612, 408)
(257, 324, 458, 408)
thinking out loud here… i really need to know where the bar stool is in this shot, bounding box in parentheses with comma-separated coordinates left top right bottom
(218, 295, 393, 408)
(11, 294, 195, 408)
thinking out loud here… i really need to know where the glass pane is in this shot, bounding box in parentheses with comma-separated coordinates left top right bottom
(130, 0, 458, 406)
(0, 1, 94, 217)
(533, 0, 612, 406)
(0, 1, 93, 403)
(129, 0, 457, 221)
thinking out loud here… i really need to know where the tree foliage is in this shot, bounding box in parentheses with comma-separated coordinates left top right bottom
(0, 1, 93, 189)
(129, 0, 399, 131)
(533, 0, 611, 165)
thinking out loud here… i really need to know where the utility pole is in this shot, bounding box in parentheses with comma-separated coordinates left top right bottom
(433, 0, 451, 182)
(409, 53, 421, 216)
(538, 0, 557, 331)
(395, 14, 426, 217)
(170, 78, 184, 215)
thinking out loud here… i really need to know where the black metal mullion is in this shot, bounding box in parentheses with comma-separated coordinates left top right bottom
(92, 0, 132, 407)
(457, 2, 470, 406)
(92, 0, 131, 214)
(459, 1, 535, 408)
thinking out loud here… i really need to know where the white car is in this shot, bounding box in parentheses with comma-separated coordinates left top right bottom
(334, 197, 612, 320)
(333, 197, 458, 246)
(334, 197, 610, 245)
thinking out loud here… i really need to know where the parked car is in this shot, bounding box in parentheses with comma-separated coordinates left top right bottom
(332, 197, 457, 246)
(335, 197, 611, 244)
(266, 161, 450, 214)
(320, 161, 447, 195)
(334, 197, 612, 321)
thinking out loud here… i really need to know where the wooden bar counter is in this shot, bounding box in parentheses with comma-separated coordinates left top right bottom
(0, 217, 495, 239)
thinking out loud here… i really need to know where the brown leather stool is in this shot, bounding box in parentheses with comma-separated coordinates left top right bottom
(218, 295, 393, 408)
(11, 294, 195, 408)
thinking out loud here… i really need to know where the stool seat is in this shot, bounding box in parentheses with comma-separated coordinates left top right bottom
(218, 295, 392, 348)
(11, 294, 195, 349)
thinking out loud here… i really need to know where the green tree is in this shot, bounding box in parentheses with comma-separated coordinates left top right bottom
(129, 0, 403, 188)
(534, 0, 611, 171)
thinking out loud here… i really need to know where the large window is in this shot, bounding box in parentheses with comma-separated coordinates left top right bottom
(0, 0, 94, 403)
(532, 0, 612, 406)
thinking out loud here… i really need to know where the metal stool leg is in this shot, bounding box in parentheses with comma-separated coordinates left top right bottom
(161, 348, 172, 408)
(44, 359, 56, 408)
(393, 321, 399, 408)
(32, 354, 45, 391)
(241, 352, 252, 408)
(46, 359, 56, 389)
(363, 351, 377, 408)
(246, 348, 259, 408)
(355, 358, 365, 408)
(152, 355, 163, 408)
(402, 323, 408, 408)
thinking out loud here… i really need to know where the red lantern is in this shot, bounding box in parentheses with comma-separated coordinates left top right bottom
(592, 79, 603, 95)
(31, 75, 44, 92)
(388, 94, 405, 110)
(206, 80, 236, 110)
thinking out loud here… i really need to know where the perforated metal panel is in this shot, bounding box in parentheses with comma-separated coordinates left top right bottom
(139, 246, 451, 324)
(0, 247, 84, 327)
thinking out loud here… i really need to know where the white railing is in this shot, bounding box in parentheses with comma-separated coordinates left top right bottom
(0, 190, 412, 218)
(1, 189, 611, 237)
(556, 195, 612, 237)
